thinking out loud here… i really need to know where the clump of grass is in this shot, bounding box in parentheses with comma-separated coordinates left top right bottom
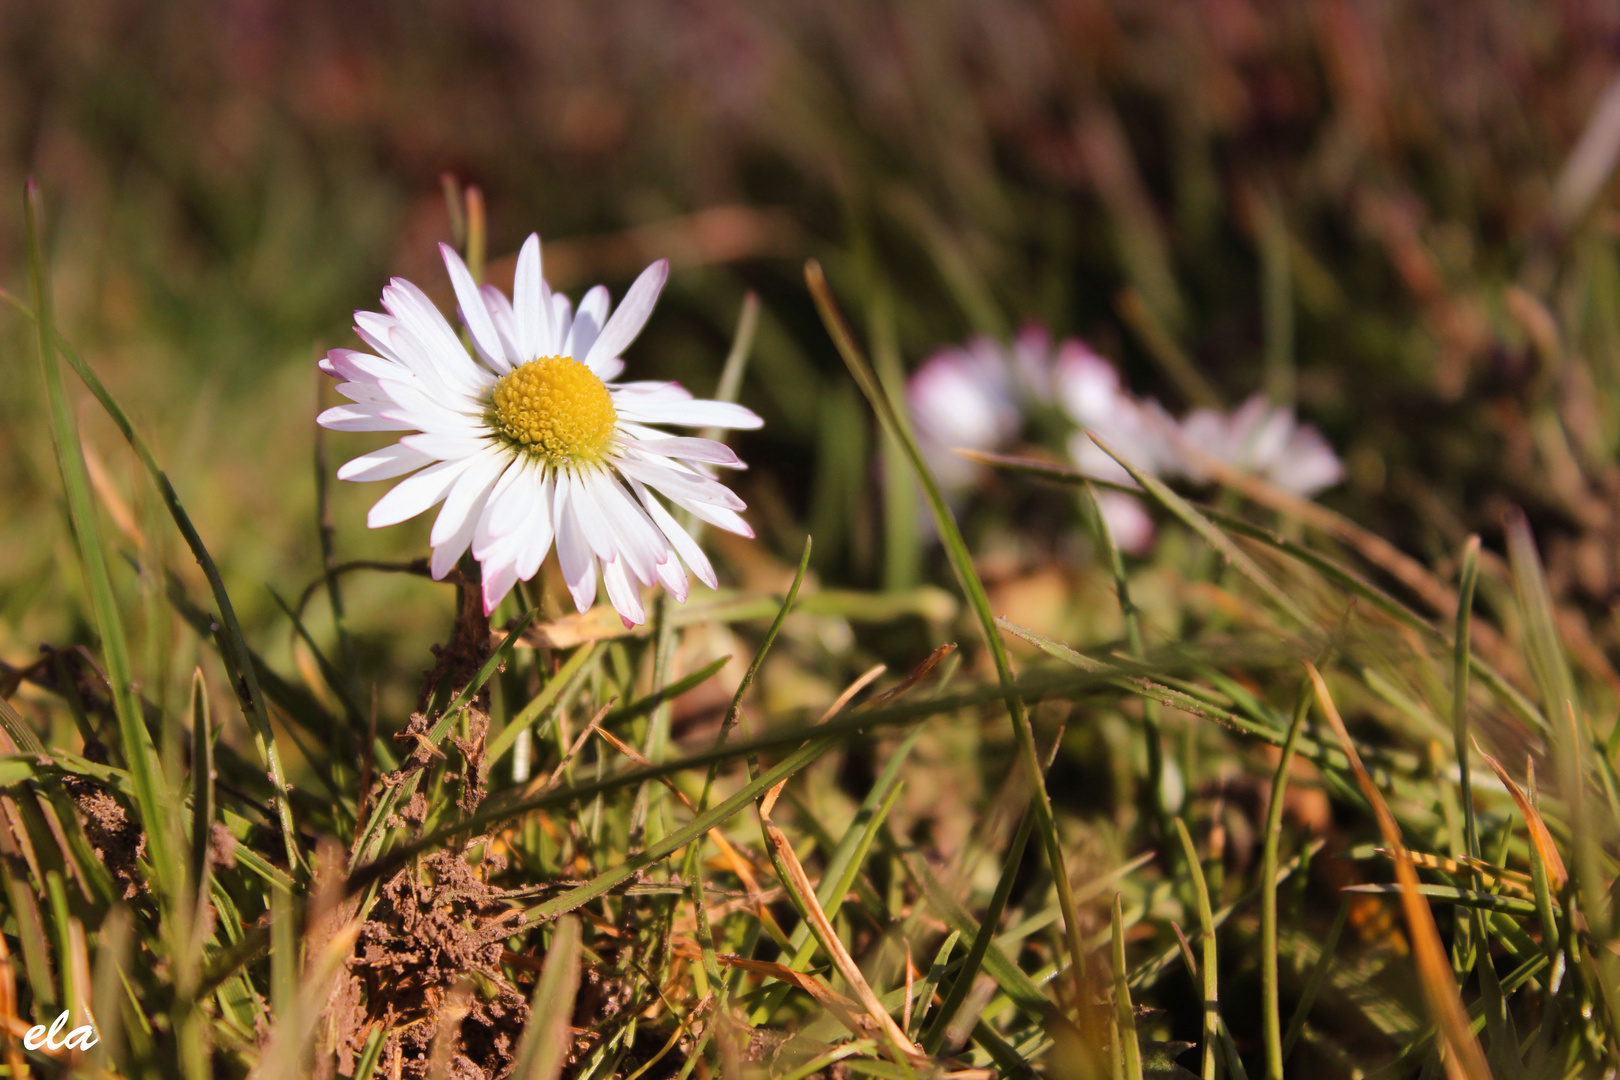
(6, 158, 1620, 1080)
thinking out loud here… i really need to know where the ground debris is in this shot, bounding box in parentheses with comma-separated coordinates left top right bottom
(339, 849, 528, 1080)
(61, 776, 147, 900)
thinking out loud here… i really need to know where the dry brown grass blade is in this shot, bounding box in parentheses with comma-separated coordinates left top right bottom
(762, 820, 923, 1059)
(1474, 745, 1569, 891)
(521, 700, 613, 799)
(1376, 849, 1534, 897)
(863, 643, 956, 709)
(716, 954, 857, 1007)
(716, 955, 879, 1044)
(0, 933, 24, 1079)
(759, 663, 886, 819)
(1307, 663, 1492, 1080)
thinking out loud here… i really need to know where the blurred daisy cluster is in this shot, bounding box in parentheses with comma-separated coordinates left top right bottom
(907, 327, 1344, 554)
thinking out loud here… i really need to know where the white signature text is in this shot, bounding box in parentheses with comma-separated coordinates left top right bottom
(23, 1011, 99, 1052)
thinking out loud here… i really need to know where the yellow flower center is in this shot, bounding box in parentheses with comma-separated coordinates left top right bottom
(488, 356, 617, 462)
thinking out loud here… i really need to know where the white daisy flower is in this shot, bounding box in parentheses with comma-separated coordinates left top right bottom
(906, 335, 1023, 491)
(1052, 340, 1176, 554)
(1176, 395, 1343, 497)
(318, 234, 763, 626)
(905, 327, 1169, 554)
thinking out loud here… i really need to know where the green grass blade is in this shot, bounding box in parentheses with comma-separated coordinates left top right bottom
(1173, 818, 1219, 1080)
(1086, 433, 1312, 628)
(1336, 884, 1537, 916)
(25, 183, 181, 901)
(511, 915, 582, 1080)
(1260, 686, 1311, 1079)
(967, 448, 1546, 732)
(603, 654, 730, 732)
(922, 807, 1034, 1053)
(518, 730, 844, 925)
(1451, 538, 1482, 872)
(187, 670, 215, 906)
(1504, 510, 1620, 1026)
(909, 930, 961, 1040)
(806, 258, 1088, 1007)
(1112, 893, 1144, 1080)
(6, 262, 303, 876)
(1281, 900, 1349, 1060)
(748, 729, 920, 1025)
(486, 642, 600, 765)
(1080, 478, 1168, 837)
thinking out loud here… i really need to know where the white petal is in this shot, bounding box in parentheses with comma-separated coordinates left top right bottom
(587, 471, 670, 585)
(551, 292, 573, 355)
(380, 281, 489, 392)
(654, 553, 690, 604)
(513, 233, 549, 363)
(431, 451, 510, 547)
(472, 459, 533, 558)
(669, 497, 753, 538)
(481, 284, 522, 363)
(584, 259, 668, 372)
(565, 471, 622, 566)
(399, 432, 489, 461)
(632, 479, 718, 590)
(318, 404, 415, 432)
(615, 396, 763, 430)
(614, 453, 746, 509)
(488, 459, 553, 539)
(336, 443, 435, 482)
(481, 559, 522, 615)
(333, 380, 393, 405)
(515, 478, 557, 579)
(325, 347, 407, 384)
(439, 243, 509, 372)
(366, 455, 480, 528)
(628, 436, 744, 468)
(592, 357, 625, 382)
(431, 501, 481, 580)
(612, 379, 691, 397)
(601, 557, 645, 626)
(553, 474, 600, 613)
(568, 285, 611, 362)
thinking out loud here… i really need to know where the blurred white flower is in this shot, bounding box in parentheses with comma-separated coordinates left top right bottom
(1176, 395, 1343, 496)
(1052, 340, 1176, 554)
(319, 234, 762, 626)
(906, 335, 1023, 491)
(905, 326, 1165, 553)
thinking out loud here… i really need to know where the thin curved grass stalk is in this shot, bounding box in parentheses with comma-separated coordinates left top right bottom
(4, 243, 302, 877)
(750, 727, 920, 1025)
(1087, 433, 1311, 629)
(922, 808, 1034, 1055)
(1281, 899, 1349, 1060)
(24, 187, 184, 899)
(1451, 537, 1483, 873)
(510, 916, 582, 1080)
(1080, 478, 1168, 841)
(1307, 663, 1493, 1080)
(1503, 512, 1620, 1035)
(1260, 686, 1312, 1079)
(805, 258, 1088, 1013)
(1111, 893, 1144, 1080)
(486, 641, 601, 765)
(1173, 818, 1219, 1080)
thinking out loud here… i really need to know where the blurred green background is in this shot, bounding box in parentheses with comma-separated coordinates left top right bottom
(6, 0, 1620, 715)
